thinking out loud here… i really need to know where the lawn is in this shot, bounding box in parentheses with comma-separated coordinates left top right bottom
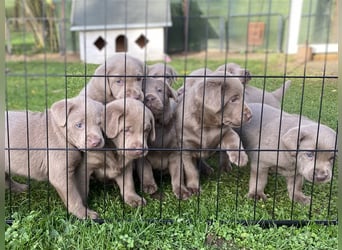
(4, 52, 338, 249)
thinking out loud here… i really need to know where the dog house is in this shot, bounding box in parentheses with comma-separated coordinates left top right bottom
(70, 0, 172, 64)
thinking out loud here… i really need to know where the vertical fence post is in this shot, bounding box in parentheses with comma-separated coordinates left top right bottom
(286, 0, 303, 54)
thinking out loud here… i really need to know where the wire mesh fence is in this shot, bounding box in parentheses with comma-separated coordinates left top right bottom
(5, 0, 338, 227)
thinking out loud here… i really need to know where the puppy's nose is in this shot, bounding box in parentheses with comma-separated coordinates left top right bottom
(129, 142, 146, 157)
(145, 95, 156, 102)
(126, 90, 143, 101)
(315, 169, 330, 182)
(87, 136, 103, 148)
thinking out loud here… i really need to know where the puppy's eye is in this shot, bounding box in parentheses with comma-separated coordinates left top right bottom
(229, 95, 240, 103)
(157, 87, 163, 93)
(75, 122, 83, 129)
(305, 152, 315, 159)
(124, 127, 131, 133)
(137, 77, 142, 81)
(329, 156, 336, 163)
(116, 79, 123, 85)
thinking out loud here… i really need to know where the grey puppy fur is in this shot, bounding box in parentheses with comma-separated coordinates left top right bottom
(216, 63, 252, 84)
(216, 63, 291, 109)
(148, 63, 178, 86)
(79, 53, 146, 103)
(5, 96, 105, 219)
(239, 103, 337, 205)
(136, 78, 193, 199)
(174, 71, 252, 195)
(176, 68, 213, 97)
(78, 98, 156, 208)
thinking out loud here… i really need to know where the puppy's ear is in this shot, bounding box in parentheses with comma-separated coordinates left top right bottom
(195, 80, 222, 114)
(104, 102, 125, 139)
(92, 63, 114, 99)
(51, 99, 74, 127)
(281, 126, 308, 156)
(166, 83, 178, 102)
(170, 67, 178, 83)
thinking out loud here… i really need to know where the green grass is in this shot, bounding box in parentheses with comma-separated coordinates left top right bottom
(5, 54, 338, 249)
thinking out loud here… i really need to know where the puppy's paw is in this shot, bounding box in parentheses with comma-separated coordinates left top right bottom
(248, 192, 267, 202)
(87, 209, 100, 220)
(11, 182, 29, 193)
(76, 208, 99, 220)
(187, 186, 201, 195)
(220, 161, 232, 172)
(228, 151, 248, 167)
(173, 186, 192, 200)
(293, 193, 311, 205)
(125, 195, 146, 207)
(143, 184, 158, 195)
(198, 160, 214, 176)
(150, 191, 164, 200)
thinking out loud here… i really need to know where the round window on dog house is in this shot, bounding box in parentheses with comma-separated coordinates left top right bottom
(115, 35, 128, 52)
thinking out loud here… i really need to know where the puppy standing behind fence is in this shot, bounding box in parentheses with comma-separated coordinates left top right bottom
(78, 98, 156, 208)
(79, 53, 146, 103)
(136, 78, 193, 199)
(5, 96, 105, 219)
(174, 71, 252, 195)
(239, 103, 337, 204)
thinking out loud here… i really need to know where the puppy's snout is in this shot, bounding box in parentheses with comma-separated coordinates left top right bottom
(145, 94, 156, 103)
(128, 142, 146, 157)
(87, 135, 104, 148)
(126, 89, 143, 101)
(314, 169, 331, 182)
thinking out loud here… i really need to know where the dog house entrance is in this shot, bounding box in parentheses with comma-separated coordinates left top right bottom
(115, 35, 128, 52)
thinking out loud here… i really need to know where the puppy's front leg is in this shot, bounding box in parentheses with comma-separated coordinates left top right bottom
(181, 153, 200, 195)
(285, 174, 311, 205)
(114, 162, 146, 207)
(248, 163, 269, 201)
(50, 163, 99, 219)
(136, 158, 158, 194)
(168, 152, 191, 199)
(221, 128, 248, 167)
(74, 160, 90, 205)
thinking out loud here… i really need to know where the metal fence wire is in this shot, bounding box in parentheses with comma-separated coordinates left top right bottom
(5, 0, 338, 227)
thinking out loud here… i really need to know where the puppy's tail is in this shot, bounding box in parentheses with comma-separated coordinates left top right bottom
(272, 80, 291, 101)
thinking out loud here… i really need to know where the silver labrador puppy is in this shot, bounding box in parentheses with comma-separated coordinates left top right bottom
(239, 103, 337, 204)
(174, 71, 252, 195)
(79, 53, 146, 103)
(5, 96, 105, 219)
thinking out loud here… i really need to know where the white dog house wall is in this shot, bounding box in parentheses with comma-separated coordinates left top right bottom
(70, 0, 172, 64)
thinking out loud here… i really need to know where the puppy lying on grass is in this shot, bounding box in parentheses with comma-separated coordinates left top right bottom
(77, 98, 156, 208)
(5, 96, 105, 219)
(239, 103, 337, 205)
